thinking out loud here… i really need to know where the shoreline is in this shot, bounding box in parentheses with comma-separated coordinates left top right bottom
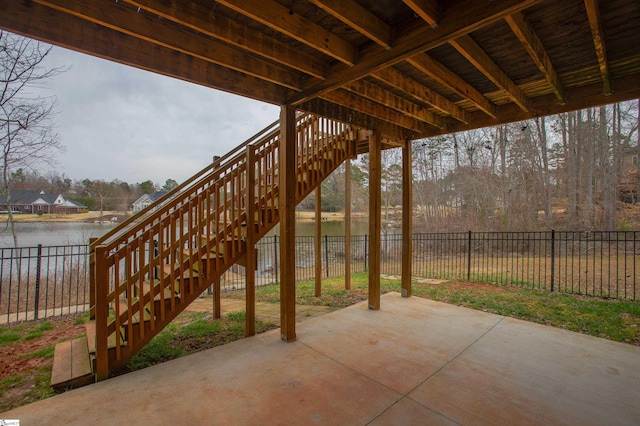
(0, 211, 128, 224)
(3, 209, 393, 224)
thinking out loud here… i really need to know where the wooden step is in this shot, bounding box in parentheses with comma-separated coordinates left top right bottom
(86, 320, 120, 355)
(135, 280, 183, 313)
(51, 336, 94, 390)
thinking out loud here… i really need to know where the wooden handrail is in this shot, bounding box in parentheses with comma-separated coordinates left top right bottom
(91, 112, 355, 377)
(92, 118, 281, 249)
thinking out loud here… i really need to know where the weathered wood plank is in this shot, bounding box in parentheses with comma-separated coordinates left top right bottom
(320, 89, 429, 132)
(402, 0, 439, 27)
(584, 0, 611, 95)
(279, 105, 297, 341)
(344, 159, 352, 291)
(344, 80, 444, 128)
(245, 145, 257, 337)
(33, 0, 303, 90)
(125, 0, 325, 79)
(450, 35, 529, 112)
(370, 67, 468, 123)
(505, 12, 565, 103)
(368, 132, 382, 310)
(402, 140, 412, 298)
(419, 72, 640, 138)
(407, 54, 496, 118)
(315, 187, 322, 297)
(309, 0, 392, 49)
(51, 337, 93, 390)
(0, 1, 290, 105)
(289, 0, 545, 104)
(218, 0, 355, 65)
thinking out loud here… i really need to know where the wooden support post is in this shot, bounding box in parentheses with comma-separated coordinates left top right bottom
(345, 159, 352, 290)
(368, 132, 382, 310)
(315, 186, 322, 297)
(94, 245, 109, 381)
(402, 140, 413, 298)
(213, 277, 221, 319)
(245, 145, 257, 336)
(279, 104, 297, 341)
(89, 237, 97, 320)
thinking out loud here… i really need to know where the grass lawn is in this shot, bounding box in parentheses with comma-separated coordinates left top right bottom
(227, 272, 640, 345)
(1, 275, 638, 412)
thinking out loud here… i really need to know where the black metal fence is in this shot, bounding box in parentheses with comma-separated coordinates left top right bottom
(2, 231, 639, 324)
(1, 244, 91, 324)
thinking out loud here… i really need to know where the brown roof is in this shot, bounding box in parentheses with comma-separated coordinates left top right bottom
(1, 0, 639, 142)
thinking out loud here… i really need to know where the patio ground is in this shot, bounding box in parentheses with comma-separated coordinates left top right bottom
(2, 292, 639, 425)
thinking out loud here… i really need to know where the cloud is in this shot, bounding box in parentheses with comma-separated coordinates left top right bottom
(39, 46, 280, 185)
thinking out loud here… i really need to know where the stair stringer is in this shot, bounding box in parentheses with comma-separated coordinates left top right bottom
(85, 114, 356, 380)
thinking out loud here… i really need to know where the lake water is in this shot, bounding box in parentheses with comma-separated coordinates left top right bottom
(0, 219, 391, 248)
(0, 222, 118, 248)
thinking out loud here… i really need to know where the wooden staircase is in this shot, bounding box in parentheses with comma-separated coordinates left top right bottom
(51, 113, 357, 389)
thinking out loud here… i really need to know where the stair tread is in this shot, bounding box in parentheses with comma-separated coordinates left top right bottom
(51, 337, 93, 390)
(86, 120, 347, 380)
(86, 320, 121, 354)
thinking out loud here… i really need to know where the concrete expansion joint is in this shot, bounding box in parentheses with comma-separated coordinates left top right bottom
(410, 316, 506, 394)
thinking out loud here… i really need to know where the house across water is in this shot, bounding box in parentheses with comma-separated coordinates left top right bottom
(0, 190, 87, 214)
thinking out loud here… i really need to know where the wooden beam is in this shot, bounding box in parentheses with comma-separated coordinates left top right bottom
(0, 1, 290, 104)
(320, 89, 429, 132)
(279, 104, 297, 342)
(368, 132, 382, 310)
(288, 0, 545, 104)
(344, 80, 444, 128)
(245, 145, 257, 337)
(217, 0, 356, 65)
(449, 35, 530, 112)
(309, 0, 392, 49)
(584, 0, 611, 95)
(298, 98, 414, 140)
(407, 54, 496, 118)
(505, 12, 566, 103)
(370, 67, 468, 123)
(344, 159, 352, 291)
(33, 0, 303, 90)
(418, 72, 640, 138)
(125, 0, 326, 80)
(402, 0, 439, 27)
(401, 140, 412, 298)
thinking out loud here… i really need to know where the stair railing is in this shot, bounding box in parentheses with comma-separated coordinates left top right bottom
(92, 112, 355, 379)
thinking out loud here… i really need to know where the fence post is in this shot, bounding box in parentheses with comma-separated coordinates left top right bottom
(550, 229, 555, 292)
(324, 235, 329, 277)
(89, 237, 98, 320)
(34, 244, 42, 320)
(364, 234, 368, 271)
(273, 234, 279, 283)
(467, 231, 472, 281)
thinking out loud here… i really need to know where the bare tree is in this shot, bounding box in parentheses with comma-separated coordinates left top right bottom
(0, 31, 64, 246)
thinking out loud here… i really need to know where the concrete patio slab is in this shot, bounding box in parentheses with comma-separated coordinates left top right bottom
(2, 293, 639, 425)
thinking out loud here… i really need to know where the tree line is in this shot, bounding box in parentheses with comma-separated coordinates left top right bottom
(301, 100, 639, 232)
(8, 169, 178, 212)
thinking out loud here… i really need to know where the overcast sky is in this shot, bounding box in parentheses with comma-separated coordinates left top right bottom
(38, 46, 280, 186)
